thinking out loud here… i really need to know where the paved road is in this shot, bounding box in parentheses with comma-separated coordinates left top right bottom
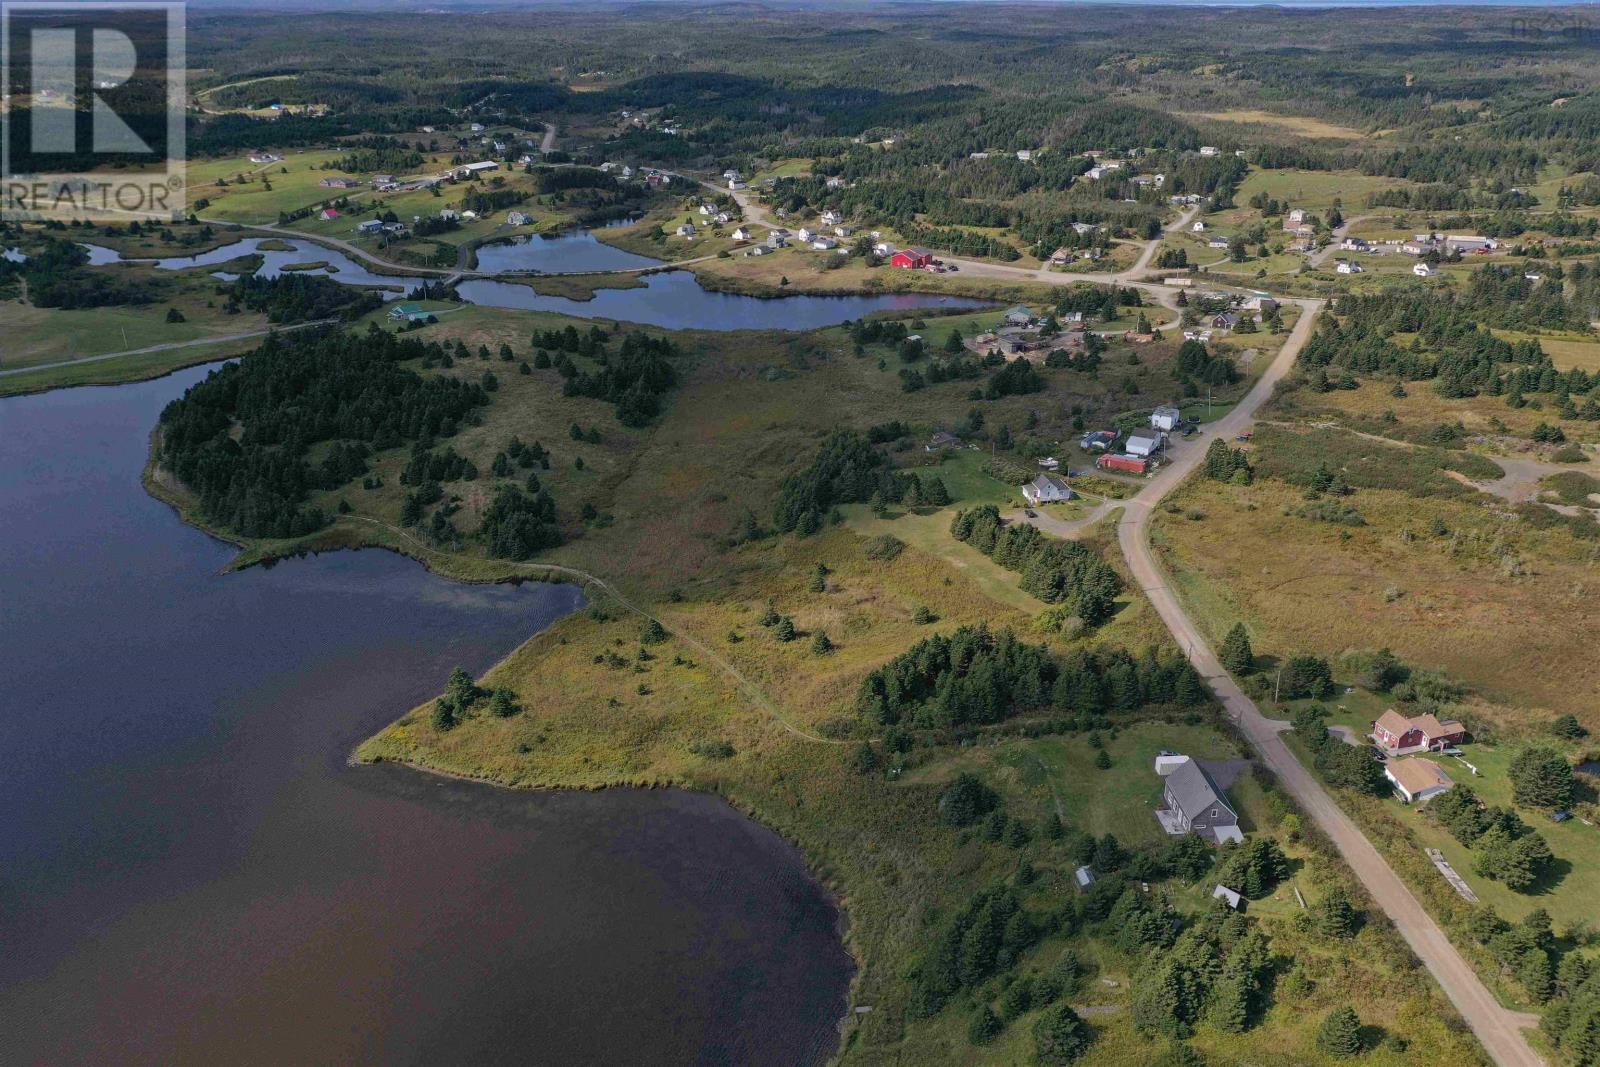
(0, 320, 336, 380)
(1103, 300, 1545, 1067)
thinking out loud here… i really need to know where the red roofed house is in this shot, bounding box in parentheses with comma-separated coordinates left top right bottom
(1371, 709, 1466, 756)
(318, 208, 341, 221)
(890, 247, 933, 270)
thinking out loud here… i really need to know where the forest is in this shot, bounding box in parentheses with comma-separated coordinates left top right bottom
(157, 329, 490, 539)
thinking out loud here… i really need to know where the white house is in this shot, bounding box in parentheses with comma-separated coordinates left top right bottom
(1192, 221, 1207, 233)
(676, 222, 696, 237)
(1199, 145, 1220, 157)
(1038, 456, 1060, 470)
(357, 219, 384, 234)
(732, 226, 751, 241)
(1022, 473, 1073, 505)
(1414, 262, 1438, 278)
(1151, 405, 1183, 432)
(811, 237, 838, 251)
(1124, 431, 1163, 458)
(1336, 260, 1364, 274)
(797, 227, 816, 243)
(506, 211, 532, 226)
(873, 241, 896, 257)
(820, 209, 843, 226)
(1016, 149, 1034, 162)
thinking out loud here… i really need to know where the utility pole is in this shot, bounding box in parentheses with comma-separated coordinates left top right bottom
(1274, 668, 1282, 705)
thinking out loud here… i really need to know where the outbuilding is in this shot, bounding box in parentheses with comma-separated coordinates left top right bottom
(891, 247, 933, 270)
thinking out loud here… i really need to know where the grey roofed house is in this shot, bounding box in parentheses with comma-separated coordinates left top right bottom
(1074, 865, 1095, 889)
(1156, 757, 1243, 845)
(926, 431, 963, 452)
(1212, 884, 1243, 910)
(1023, 472, 1073, 505)
(1003, 305, 1034, 325)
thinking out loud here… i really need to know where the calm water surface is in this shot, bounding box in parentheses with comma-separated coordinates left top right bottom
(0, 366, 852, 1066)
(78, 235, 991, 329)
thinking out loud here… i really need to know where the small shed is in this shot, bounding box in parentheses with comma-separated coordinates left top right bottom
(1074, 866, 1096, 890)
(1213, 884, 1243, 910)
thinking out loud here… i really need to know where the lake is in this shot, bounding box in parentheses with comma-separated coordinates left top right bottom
(472, 229, 662, 274)
(0, 367, 853, 1066)
(78, 235, 992, 330)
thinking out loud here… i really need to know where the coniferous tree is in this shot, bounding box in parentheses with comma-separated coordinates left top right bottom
(1316, 1007, 1363, 1058)
(1220, 623, 1254, 674)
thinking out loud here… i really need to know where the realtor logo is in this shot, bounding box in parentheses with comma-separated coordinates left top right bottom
(2, 2, 186, 221)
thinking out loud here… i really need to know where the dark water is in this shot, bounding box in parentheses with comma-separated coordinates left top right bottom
(77, 236, 989, 330)
(472, 229, 662, 274)
(458, 270, 993, 331)
(0, 367, 853, 1066)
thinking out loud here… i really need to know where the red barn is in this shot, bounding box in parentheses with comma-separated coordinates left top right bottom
(1097, 453, 1148, 475)
(891, 247, 933, 270)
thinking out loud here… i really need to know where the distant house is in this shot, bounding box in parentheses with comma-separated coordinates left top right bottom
(506, 211, 532, 226)
(1213, 884, 1243, 910)
(1385, 757, 1454, 804)
(1336, 260, 1364, 275)
(357, 219, 384, 234)
(1074, 866, 1096, 890)
(1003, 306, 1034, 326)
(1212, 312, 1240, 331)
(319, 177, 358, 189)
(249, 151, 280, 164)
(1154, 755, 1243, 845)
(820, 209, 843, 226)
(372, 174, 394, 186)
(318, 208, 341, 221)
(453, 161, 499, 179)
(891, 247, 933, 270)
(1414, 262, 1439, 278)
(1079, 429, 1118, 452)
(1037, 456, 1060, 470)
(1191, 221, 1207, 232)
(1372, 710, 1466, 756)
(732, 226, 752, 241)
(926, 431, 963, 452)
(1151, 405, 1183, 432)
(387, 303, 432, 323)
(1207, 238, 1230, 250)
(797, 227, 816, 243)
(1285, 208, 1307, 229)
(825, 176, 846, 189)
(811, 237, 838, 251)
(1022, 473, 1073, 505)
(747, 245, 771, 257)
(1199, 145, 1220, 157)
(874, 241, 896, 258)
(1125, 431, 1163, 458)
(675, 222, 696, 238)
(728, 179, 746, 191)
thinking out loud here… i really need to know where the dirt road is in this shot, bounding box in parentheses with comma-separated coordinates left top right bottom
(1110, 300, 1546, 1067)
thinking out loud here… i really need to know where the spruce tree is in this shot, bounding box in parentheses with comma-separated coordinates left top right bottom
(774, 616, 796, 642)
(1032, 1003, 1092, 1064)
(1220, 623, 1254, 674)
(1316, 1007, 1363, 1058)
